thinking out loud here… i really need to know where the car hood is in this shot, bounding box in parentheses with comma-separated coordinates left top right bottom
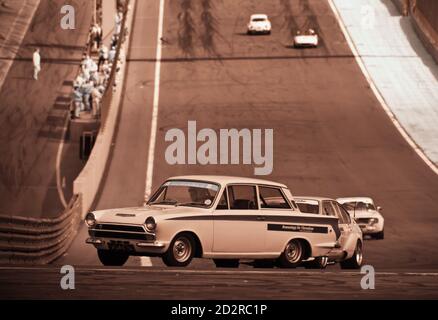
(93, 206, 209, 225)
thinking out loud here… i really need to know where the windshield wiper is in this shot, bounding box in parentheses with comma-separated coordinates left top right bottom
(150, 200, 178, 206)
(178, 202, 205, 207)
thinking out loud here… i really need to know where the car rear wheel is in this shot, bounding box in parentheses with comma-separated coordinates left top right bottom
(97, 249, 129, 266)
(213, 259, 239, 268)
(340, 241, 363, 269)
(162, 234, 195, 267)
(278, 239, 304, 268)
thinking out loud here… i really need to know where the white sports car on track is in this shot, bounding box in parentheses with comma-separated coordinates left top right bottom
(293, 29, 319, 48)
(247, 14, 272, 35)
(337, 197, 385, 240)
(85, 176, 356, 268)
(295, 197, 364, 269)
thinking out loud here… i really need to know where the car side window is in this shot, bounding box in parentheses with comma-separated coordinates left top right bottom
(337, 203, 352, 224)
(216, 190, 229, 210)
(259, 186, 291, 209)
(228, 185, 258, 210)
(332, 201, 348, 224)
(322, 201, 337, 217)
(330, 201, 346, 224)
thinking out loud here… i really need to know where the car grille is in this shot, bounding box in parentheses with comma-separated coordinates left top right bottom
(95, 224, 145, 233)
(90, 224, 155, 241)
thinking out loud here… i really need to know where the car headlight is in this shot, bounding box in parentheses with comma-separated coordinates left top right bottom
(85, 212, 96, 227)
(145, 216, 157, 232)
(368, 218, 378, 225)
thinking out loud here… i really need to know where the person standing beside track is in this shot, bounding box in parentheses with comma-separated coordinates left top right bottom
(72, 86, 84, 118)
(32, 48, 41, 80)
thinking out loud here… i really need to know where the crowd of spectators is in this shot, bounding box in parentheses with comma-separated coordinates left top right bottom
(71, 3, 127, 120)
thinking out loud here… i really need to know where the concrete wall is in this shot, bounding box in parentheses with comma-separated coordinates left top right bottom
(412, 0, 438, 64)
(416, 0, 438, 34)
(391, 0, 409, 16)
(73, 0, 136, 217)
(391, 0, 438, 64)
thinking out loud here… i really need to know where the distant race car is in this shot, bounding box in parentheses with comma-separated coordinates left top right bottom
(337, 197, 385, 240)
(293, 28, 319, 48)
(295, 196, 364, 269)
(247, 14, 272, 35)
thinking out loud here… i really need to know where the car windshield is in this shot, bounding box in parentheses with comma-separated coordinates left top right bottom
(297, 29, 315, 35)
(296, 200, 319, 214)
(148, 180, 220, 208)
(342, 201, 376, 211)
(252, 18, 266, 22)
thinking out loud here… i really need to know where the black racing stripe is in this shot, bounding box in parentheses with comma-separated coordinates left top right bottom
(167, 214, 341, 238)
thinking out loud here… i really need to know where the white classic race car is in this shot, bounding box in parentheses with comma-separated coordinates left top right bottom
(337, 197, 385, 240)
(293, 29, 319, 48)
(295, 197, 364, 269)
(247, 14, 272, 35)
(85, 176, 358, 268)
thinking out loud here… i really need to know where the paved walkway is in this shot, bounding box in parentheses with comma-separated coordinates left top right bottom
(333, 0, 438, 167)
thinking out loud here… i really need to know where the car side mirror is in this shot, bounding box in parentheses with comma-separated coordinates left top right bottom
(377, 206, 382, 212)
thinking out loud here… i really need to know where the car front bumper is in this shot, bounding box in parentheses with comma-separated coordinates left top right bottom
(358, 224, 384, 234)
(86, 237, 169, 255)
(248, 29, 270, 34)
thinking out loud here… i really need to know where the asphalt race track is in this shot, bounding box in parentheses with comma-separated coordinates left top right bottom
(2, 266, 438, 299)
(2, 0, 438, 299)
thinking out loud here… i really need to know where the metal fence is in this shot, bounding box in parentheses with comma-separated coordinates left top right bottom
(0, 195, 82, 264)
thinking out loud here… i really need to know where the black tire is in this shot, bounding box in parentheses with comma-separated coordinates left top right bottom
(304, 256, 328, 269)
(278, 239, 305, 268)
(162, 233, 195, 267)
(253, 259, 275, 269)
(97, 249, 129, 266)
(340, 241, 363, 269)
(213, 259, 239, 268)
(373, 229, 384, 240)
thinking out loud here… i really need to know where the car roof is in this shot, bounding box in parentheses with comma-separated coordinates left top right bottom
(337, 197, 374, 204)
(167, 175, 287, 188)
(251, 14, 268, 19)
(295, 196, 335, 202)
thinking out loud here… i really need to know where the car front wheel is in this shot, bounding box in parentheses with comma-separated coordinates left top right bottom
(278, 239, 304, 268)
(340, 241, 363, 269)
(162, 234, 195, 267)
(97, 249, 129, 266)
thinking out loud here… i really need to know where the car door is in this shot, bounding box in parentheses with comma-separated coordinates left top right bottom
(213, 184, 265, 253)
(334, 202, 358, 255)
(321, 201, 348, 245)
(330, 201, 353, 250)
